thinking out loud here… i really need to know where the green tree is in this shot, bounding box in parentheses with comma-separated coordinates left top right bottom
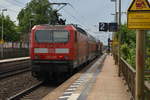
(114, 24, 136, 67)
(145, 31, 150, 70)
(0, 15, 19, 42)
(17, 0, 66, 34)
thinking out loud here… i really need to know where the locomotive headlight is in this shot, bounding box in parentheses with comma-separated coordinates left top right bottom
(58, 55, 69, 60)
(58, 55, 64, 59)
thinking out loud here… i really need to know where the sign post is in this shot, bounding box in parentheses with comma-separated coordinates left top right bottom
(136, 30, 145, 100)
(127, 0, 150, 99)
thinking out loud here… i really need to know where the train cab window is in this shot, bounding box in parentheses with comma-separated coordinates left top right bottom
(35, 30, 69, 43)
(35, 30, 52, 43)
(53, 31, 69, 43)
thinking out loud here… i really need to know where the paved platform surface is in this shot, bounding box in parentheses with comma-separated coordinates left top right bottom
(87, 55, 130, 100)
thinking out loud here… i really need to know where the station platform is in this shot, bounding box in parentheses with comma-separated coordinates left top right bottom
(43, 55, 131, 100)
(87, 55, 130, 100)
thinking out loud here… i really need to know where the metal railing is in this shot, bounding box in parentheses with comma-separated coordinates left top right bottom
(114, 55, 150, 99)
(120, 58, 136, 99)
(0, 42, 29, 59)
(0, 48, 29, 59)
(144, 81, 150, 100)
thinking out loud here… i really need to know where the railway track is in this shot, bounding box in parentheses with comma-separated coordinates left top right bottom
(7, 81, 43, 100)
(0, 67, 31, 79)
(6, 75, 70, 100)
(1, 55, 105, 100)
(0, 57, 31, 79)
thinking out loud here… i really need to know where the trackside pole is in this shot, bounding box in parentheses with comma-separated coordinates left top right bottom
(136, 30, 145, 100)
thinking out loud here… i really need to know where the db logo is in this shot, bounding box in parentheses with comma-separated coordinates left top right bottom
(136, 0, 146, 9)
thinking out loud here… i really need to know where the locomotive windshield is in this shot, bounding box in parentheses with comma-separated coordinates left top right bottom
(35, 30, 69, 43)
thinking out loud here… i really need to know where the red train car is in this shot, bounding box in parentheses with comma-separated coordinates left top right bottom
(88, 34, 97, 60)
(30, 24, 98, 80)
(96, 40, 103, 56)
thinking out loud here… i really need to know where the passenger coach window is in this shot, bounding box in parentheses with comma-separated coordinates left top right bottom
(35, 30, 69, 43)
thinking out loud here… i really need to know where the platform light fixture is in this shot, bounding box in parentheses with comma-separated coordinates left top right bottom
(1, 8, 7, 58)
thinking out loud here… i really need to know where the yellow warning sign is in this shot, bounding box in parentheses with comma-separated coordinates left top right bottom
(127, 0, 150, 29)
(128, 0, 150, 11)
(128, 12, 150, 29)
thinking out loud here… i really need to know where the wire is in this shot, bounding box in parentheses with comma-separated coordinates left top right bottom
(4, 0, 23, 8)
(66, 3, 98, 33)
(61, 8, 98, 36)
(0, 0, 22, 12)
(49, 1, 89, 30)
(62, 9, 87, 29)
(14, 0, 25, 6)
(0, 5, 18, 13)
(50, 0, 54, 2)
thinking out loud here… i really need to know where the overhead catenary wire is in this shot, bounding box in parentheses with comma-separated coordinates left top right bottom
(14, 0, 26, 6)
(50, 0, 55, 2)
(50, 0, 88, 29)
(61, 9, 88, 29)
(61, 8, 98, 37)
(65, 4, 88, 27)
(0, 0, 27, 16)
(0, 0, 99, 36)
(0, 0, 23, 12)
(0, 5, 18, 13)
(65, 3, 99, 34)
(4, 0, 23, 8)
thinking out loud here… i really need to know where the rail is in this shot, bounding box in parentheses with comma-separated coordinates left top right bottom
(115, 56, 150, 99)
(7, 81, 43, 100)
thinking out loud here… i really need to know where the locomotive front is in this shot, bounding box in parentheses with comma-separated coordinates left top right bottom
(30, 25, 75, 79)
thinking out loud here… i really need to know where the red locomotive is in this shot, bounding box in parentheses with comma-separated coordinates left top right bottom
(30, 24, 102, 80)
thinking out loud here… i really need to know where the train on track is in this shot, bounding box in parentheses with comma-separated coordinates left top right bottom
(30, 24, 103, 80)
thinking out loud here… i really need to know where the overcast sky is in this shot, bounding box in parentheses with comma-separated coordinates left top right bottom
(0, 0, 148, 44)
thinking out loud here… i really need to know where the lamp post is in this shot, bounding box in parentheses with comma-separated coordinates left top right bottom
(118, 0, 122, 76)
(1, 9, 7, 59)
(111, 0, 117, 23)
(111, 0, 117, 63)
(111, 0, 122, 76)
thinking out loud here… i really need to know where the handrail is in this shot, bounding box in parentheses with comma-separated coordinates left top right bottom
(144, 81, 150, 99)
(120, 58, 136, 73)
(120, 57, 136, 99)
(115, 56, 150, 99)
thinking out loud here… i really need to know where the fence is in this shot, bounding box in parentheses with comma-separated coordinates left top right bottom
(1, 42, 29, 48)
(0, 42, 29, 59)
(120, 57, 136, 99)
(113, 55, 150, 100)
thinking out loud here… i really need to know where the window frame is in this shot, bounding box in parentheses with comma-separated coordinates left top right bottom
(34, 29, 70, 43)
